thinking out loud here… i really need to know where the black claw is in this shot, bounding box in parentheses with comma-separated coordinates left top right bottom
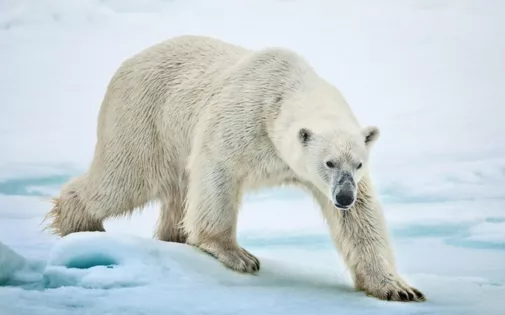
(249, 255, 260, 270)
(406, 291, 415, 300)
(412, 288, 426, 301)
(386, 290, 393, 301)
(399, 291, 409, 301)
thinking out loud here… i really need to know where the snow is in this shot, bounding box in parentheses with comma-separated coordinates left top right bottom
(1, 0, 504, 314)
(1, 231, 504, 315)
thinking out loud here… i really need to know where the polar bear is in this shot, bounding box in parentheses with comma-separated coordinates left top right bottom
(44, 35, 425, 302)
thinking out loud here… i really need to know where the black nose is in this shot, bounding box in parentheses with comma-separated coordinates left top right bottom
(335, 191, 355, 207)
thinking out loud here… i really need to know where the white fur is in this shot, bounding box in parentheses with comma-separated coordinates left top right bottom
(43, 35, 425, 302)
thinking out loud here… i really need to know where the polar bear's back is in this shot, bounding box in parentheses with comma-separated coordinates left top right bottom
(95, 36, 251, 166)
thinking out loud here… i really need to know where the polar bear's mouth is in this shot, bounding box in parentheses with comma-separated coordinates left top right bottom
(334, 203, 352, 210)
(333, 201, 354, 211)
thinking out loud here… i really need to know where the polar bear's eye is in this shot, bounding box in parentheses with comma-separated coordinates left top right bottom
(326, 161, 335, 168)
(357, 162, 363, 169)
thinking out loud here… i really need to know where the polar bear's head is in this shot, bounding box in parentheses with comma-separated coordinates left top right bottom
(290, 125, 380, 210)
(266, 65, 381, 209)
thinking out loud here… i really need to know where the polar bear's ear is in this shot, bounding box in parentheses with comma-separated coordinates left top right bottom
(362, 126, 380, 147)
(298, 128, 312, 145)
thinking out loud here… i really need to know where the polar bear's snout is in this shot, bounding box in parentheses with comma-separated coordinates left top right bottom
(331, 171, 357, 210)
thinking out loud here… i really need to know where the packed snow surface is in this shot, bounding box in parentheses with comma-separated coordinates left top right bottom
(1, 0, 504, 314)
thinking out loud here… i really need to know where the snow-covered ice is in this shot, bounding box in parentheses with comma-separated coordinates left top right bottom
(1, 0, 504, 314)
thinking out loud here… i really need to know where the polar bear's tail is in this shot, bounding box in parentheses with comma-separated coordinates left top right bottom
(42, 176, 105, 237)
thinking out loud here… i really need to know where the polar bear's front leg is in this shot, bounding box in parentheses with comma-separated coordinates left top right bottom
(183, 158, 260, 273)
(308, 175, 425, 302)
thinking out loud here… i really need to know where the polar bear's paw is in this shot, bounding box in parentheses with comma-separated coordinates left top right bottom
(196, 242, 260, 274)
(362, 277, 426, 302)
